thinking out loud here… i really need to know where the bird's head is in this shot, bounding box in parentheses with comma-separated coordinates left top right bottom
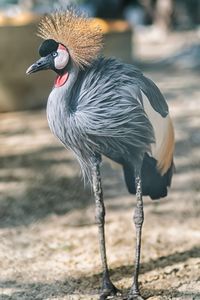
(26, 8, 103, 86)
(26, 39, 69, 75)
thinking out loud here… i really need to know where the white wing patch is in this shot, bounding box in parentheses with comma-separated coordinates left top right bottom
(142, 92, 174, 175)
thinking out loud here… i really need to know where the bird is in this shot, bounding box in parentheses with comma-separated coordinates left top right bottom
(26, 8, 174, 300)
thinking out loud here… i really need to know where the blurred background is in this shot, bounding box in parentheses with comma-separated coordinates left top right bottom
(0, 0, 200, 111)
(1, 1, 200, 299)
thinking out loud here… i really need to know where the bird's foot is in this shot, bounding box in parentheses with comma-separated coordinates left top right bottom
(127, 286, 144, 300)
(127, 295, 144, 300)
(100, 276, 121, 300)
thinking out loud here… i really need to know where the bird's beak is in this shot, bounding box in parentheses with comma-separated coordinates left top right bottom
(26, 56, 51, 75)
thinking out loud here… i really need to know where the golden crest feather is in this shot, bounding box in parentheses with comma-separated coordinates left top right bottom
(37, 8, 103, 68)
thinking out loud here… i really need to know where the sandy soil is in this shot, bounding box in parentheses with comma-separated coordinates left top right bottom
(1, 62, 200, 299)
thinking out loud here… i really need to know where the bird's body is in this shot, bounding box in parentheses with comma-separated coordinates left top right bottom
(47, 56, 174, 199)
(26, 8, 174, 299)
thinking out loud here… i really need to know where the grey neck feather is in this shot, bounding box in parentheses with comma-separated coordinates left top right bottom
(54, 61, 79, 106)
(46, 61, 79, 141)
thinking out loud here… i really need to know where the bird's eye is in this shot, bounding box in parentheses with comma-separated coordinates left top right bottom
(52, 52, 58, 57)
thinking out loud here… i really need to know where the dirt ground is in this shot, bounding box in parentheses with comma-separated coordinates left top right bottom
(1, 39, 200, 299)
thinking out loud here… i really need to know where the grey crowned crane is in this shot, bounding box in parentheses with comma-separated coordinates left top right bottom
(26, 8, 174, 300)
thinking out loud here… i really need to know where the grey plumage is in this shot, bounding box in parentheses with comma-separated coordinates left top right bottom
(47, 57, 168, 183)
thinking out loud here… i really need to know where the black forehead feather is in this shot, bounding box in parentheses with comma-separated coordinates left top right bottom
(39, 39, 58, 57)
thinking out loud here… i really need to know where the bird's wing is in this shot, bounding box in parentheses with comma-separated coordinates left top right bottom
(69, 57, 174, 181)
(137, 74, 174, 175)
(72, 57, 155, 165)
(138, 75, 169, 117)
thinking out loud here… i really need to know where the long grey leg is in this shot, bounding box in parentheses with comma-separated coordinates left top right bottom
(92, 156, 119, 299)
(128, 167, 144, 300)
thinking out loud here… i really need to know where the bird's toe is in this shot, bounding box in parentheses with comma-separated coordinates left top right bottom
(127, 294, 144, 300)
(100, 279, 121, 299)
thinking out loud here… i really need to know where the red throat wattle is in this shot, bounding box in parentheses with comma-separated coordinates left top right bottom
(54, 72, 69, 88)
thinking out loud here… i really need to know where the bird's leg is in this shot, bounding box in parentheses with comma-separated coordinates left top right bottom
(92, 156, 119, 299)
(128, 168, 144, 300)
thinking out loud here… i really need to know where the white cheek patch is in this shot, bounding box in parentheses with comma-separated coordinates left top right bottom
(54, 49, 69, 70)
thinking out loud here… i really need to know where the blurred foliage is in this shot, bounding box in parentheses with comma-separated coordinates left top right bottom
(0, 0, 199, 29)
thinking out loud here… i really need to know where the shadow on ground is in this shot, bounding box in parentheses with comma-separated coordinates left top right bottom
(0, 142, 128, 228)
(1, 245, 199, 299)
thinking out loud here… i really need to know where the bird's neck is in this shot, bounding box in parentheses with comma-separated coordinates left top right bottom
(49, 61, 79, 108)
(56, 60, 79, 97)
(47, 61, 79, 141)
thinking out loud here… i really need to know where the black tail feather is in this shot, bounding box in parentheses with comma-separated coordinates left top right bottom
(123, 153, 174, 200)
